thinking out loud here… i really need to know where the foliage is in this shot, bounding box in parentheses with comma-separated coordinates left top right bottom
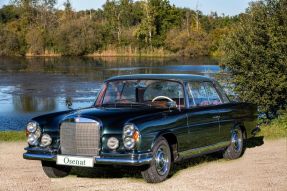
(0, 131, 26, 142)
(25, 27, 45, 54)
(165, 29, 210, 57)
(220, 0, 287, 119)
(0, 0, 239, 56)
(0, 26, 22, 56)
(54, 18, 103, 56)
(258, 113, 287, 139)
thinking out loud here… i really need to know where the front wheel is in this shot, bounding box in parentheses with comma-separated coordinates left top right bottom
(141, 137, 172, 183)
(41, 161, 71, 178)
(223, 127, 245, 160)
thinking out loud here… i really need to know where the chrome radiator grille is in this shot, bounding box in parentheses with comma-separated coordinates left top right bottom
(60, 122, 100, 156)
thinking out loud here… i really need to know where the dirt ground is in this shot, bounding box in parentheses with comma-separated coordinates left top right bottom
(0, 138, 286, 191)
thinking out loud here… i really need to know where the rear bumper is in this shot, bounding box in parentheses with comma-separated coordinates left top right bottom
(251, 125, 261, 136)
(23, 151, 153, 166)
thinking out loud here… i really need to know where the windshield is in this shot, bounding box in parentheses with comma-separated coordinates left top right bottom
(97, 80, 185, 108)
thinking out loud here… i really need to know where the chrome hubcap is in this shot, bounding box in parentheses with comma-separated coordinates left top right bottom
(231, 129, 243, 153)
(155, 146, 169, 176)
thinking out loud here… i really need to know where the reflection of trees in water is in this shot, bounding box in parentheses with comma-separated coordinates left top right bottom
(0, 56, 218, 81)
(12, 95, 56, 113)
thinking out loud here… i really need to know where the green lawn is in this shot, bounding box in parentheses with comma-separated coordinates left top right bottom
(0, 131, 26, 142)
(258, 114, 287, 139)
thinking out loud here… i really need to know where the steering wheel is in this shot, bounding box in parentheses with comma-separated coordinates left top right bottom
(152, 96, 176, 105)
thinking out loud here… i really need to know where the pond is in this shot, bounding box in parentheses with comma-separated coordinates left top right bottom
(0, 56, 221, 131)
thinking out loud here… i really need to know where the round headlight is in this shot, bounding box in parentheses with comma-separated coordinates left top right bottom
(124, 137, 135, 150)
(40, 134, 52, 147)
(28, 134, 38, 145)
(27, 121, 38, 133)
(34, 127, 41, 138)
(107, 137, 119, 150)
(123, 124, 135, 137)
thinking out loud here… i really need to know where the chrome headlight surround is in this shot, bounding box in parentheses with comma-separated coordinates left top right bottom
(27, 121, 39, 133)
(123, 123, 140, 150)
(40, 134, 52, 147)
(107, 137, 119, 150)
(26, 121, 41, 146)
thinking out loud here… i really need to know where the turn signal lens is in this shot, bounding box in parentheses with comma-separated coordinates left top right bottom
(133, 131, 140, 141)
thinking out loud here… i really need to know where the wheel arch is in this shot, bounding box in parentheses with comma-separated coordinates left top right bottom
(233, 122, 247, 139)
(152, 132, 178, 162)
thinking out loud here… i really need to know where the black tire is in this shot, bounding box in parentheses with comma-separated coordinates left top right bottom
(141, 137, 172, 183)
(41, 161, 71, 178)
(223, 127, 246, 160)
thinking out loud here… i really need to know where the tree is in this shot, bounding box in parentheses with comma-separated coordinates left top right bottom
(54, 18, 103, 56)
(135, 0, 181, 48)
(165, 29, 210, 57)
(25, 27, 44, 54)
(220, 0, 287, 119)
(0, 5, 19, 23)
(0, 27, 21, 55)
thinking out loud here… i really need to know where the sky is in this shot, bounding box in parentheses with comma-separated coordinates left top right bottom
(0, 0, 254, 16)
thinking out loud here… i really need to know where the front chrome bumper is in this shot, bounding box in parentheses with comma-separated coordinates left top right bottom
(23, 152, 153, 166)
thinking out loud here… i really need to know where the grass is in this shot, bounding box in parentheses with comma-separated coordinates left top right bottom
(0, 131, 26, 142)
(258, 113, 287, 139)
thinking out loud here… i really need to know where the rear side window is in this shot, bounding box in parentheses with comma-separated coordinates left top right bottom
(188, 81, 222, 107)
(204, 82, 222, 105)
(188, 82, 209, 106)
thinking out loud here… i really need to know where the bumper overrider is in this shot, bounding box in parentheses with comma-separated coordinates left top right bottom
(23, 147, 153, 166)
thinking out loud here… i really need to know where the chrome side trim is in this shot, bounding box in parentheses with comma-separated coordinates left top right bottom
(179, 141, 230, 159)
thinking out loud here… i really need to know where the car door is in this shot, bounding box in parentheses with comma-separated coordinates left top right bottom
(212, 82, 236, 142)
(186, 81, 221, 149)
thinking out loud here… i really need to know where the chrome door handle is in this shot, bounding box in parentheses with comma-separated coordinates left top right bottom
(212, 115, 220, 119)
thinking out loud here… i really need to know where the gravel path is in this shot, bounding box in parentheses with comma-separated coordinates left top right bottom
(0, 138, 286, 191)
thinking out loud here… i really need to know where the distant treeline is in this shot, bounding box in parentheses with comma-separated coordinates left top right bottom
(0, 0, 241, 57)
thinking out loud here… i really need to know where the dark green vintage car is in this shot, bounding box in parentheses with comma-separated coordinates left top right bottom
(23, 74, 259, 183)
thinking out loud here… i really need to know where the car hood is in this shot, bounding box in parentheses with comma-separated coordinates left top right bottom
(32, 106, 166, 134)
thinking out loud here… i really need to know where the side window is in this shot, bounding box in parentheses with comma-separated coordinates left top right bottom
(204, 82, 222, 105)
(214, 82, 230, 103)
(188, 82, 209, 106)
(144, 81, 185, 107)
(188, 81, 223, 107)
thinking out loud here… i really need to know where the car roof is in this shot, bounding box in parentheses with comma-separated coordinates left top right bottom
(106, 74, 213, 82)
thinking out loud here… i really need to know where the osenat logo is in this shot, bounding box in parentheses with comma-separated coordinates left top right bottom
(63, 157, 86, 166)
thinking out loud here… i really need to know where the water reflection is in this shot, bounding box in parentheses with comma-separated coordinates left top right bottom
(0, 56, 220, 130)
(13, 95, 56, 113)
